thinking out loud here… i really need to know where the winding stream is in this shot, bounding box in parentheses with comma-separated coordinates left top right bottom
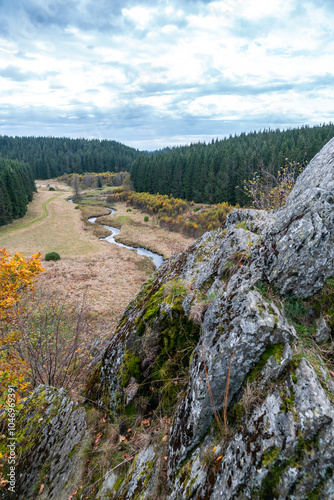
(88, 208, 164, 269)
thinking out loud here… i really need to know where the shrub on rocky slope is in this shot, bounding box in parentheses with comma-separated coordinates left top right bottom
(1, 138, 334, 499)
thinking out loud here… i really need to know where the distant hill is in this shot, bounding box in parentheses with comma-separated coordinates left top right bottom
(2, 125, 334, 208)
(0, 136, 141, 179)
(131, 123, 334, 205)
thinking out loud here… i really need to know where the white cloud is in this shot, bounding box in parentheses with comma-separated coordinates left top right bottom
(0, 0, 333, 149)
(122, 5, 156, 30)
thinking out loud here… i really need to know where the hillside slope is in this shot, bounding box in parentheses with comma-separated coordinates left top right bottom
(1, 138, 334, 499)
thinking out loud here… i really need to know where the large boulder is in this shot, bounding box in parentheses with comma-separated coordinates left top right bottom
(264, 136, 334, 297)
(85, 138, 334, 498)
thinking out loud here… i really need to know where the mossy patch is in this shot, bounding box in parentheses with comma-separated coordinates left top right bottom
(253, 431, 322, 499)
(230, 401, 246, 427)
(121, 277, 201, 415)
(262, 446, 280, 467)
(247, 344, 284, 383)
(235, 220, 249, 230)
(113, 472, 125, 491)
(121, 350, 142, 387)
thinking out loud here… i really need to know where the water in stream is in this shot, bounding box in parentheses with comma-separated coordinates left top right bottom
(88, 209, 164, 269)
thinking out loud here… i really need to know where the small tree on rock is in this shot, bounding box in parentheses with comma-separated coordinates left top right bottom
(242, 159, 306, 211)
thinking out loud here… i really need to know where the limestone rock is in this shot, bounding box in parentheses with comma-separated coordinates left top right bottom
(0, 386, 87, 500)
(167, 286, 295, 477)
(264, 136, 334, 297)
(226, 207, 276, 235)
(210, 359, 334, 499)
(314, 313, 331, 343)
(167, 359, 334, 500)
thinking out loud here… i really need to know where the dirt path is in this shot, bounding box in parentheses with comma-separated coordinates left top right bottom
(0, 185, 195, 338)
(0, 188, 104, 258)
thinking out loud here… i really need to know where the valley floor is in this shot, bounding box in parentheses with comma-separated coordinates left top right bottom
(0, 182, 194, 335)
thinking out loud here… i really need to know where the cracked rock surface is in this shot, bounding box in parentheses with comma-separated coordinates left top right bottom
(0, 386, 87, 500)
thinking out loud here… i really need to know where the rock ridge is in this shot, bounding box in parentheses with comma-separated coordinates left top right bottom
(2, 138, 334, 499)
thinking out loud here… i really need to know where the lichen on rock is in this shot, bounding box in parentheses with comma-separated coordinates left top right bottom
(0, 386, 88, 500)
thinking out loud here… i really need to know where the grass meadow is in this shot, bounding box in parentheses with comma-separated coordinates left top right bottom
(0, 182, 194, 336)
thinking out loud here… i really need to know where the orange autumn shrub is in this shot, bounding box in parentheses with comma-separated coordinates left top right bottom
(0, 249, 44, 406)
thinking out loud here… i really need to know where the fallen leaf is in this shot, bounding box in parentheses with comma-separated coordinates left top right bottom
(162, 435, 168, 442)
(329, 370, 334, 378)
(215, 455, 223, 462)
(68, 489, 78, 500)
(164, 456, 168, 462)
(94, 432, 102, 446)
(39, 483, 44, 495)
(212, 446, 217, 453)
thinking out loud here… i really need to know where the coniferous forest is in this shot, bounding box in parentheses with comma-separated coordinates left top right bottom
(0, 158, 35, 226)
(1, 124, 334, 228)
(131, 124, 334, 205)
(0, 136, 141, 179)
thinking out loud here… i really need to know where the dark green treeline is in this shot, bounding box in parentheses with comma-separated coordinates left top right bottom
(131, 124, 334, 205)
(0, 158, 36, 226)
(0, 136, 141, 180)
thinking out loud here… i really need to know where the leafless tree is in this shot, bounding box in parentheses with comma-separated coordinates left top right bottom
(11, 291, 99, 390)
(71, 174, 82, 201)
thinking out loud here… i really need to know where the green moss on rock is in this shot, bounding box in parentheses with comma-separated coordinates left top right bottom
(247, 343, 284, 383)
(262, 446, 281, 467)
(121, 349, 142, 387)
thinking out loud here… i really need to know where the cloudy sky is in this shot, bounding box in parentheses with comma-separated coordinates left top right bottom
(0, 0, 333, 150)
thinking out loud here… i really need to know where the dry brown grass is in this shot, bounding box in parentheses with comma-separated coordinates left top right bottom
(0, 186, 104, 258)
(37, 248, 156, 335)
(77, 204, 113, 238)
(1, 185, 195, 339)
(107, 202, 194, 259)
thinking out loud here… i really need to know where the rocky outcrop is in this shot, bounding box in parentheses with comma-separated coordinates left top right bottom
(0, 386, 88, 500)
(2, 138, 334, 499)
(264, 137, 334, 297)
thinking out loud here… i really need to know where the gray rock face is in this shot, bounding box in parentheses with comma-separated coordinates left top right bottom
(115, 445, 156, 499)
(315, 313, 332, 343)
(226, 207, 276, 234)
(210, 359, 334, 499)
(166, 359, 334, 500)
(168, 285, 295, 477)
(0, 386, 87, 500)
(264, 136, 334, 297)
